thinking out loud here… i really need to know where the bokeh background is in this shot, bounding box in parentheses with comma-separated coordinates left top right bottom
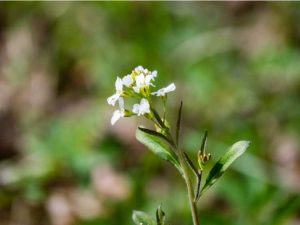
(0, 2, 299, 225)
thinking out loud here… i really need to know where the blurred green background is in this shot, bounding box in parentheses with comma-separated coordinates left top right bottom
(0, 2, 299, 225)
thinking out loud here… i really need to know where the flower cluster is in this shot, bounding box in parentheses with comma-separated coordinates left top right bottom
(107, 66, 176, 125)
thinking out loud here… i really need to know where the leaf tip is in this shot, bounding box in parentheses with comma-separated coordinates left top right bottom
(233, 140, 251, 150)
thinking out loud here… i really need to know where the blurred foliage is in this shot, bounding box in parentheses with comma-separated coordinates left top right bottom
(0, 2, 300, 225)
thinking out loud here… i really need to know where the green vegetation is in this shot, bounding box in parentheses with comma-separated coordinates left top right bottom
(0, 2, 299, 225)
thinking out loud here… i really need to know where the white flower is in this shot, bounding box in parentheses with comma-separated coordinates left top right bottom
(111, 110, 124, 125)
(134, 65, 144, 73)
(111, 97, 125, 125)
(133, 74, 156, 93)
(115, 76, 123, 91)
(152, 83, 176, 97)
(151, 70, 157, 78)
(107, 94, 119, 106)
(107, 77, 123, 106)
(132, 98, 151, 116)
(122, 75, 133, 87)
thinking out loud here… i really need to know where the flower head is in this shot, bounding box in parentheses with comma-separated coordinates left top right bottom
(108, 66, 176, 126)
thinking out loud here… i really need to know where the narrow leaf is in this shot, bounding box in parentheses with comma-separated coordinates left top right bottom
(183, 152, 198, 178)
(201, 140, 250, 195)
(195, 171, 202, 202)
(136, 128, 182, 174)
(132, 210, 156, 225)
(183, 152, 202, 202)
(200, 130, 208, 154)
(138, 127, 175, 148)
(176, 101, 183, 147)
(151, 108, 166, 129)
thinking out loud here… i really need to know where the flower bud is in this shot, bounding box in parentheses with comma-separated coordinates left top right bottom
(198, 151, 212, 170)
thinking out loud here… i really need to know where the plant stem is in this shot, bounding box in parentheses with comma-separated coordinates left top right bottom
(178, 151, 200, 225)
(155, 106, 200, 225)
(164, 125, 200, 225)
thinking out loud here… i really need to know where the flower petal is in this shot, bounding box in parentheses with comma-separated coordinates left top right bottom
(115, 77, 123, 91)
(135, 65, 144, 73)
(139, 98, 150, 115)
(135, 74, 145, 87)
(118, 97, 124, 109)
(145, 74, 154, 85)
(132, 98, 150, 116)
(132, 103, 140, 114)
(107, 93, 120, 106)
(151, 70, 157, 78)
(151, 89, 164, 96)
(151, 83, 176, 96)
(122, 75, 133, 87)
(111, 110, 123, 125)
(164, 83, 176, 93)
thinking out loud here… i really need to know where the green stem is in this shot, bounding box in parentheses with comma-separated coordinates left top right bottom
(148, 108, 200, 225)
(166, 129, 200, 225)
(162, 98, 166, 121)
(178, 151, 200, 225)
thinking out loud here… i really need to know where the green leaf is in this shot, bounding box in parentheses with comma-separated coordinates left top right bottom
(138, 127, 175, 148)
(183, 152, 199, 178)
(201, 140, 250, 195)
(151, 107, 166, 129)
(183, 152, 202, 202)
(195, 171, 202, 202)
(176, 101, 183, 147)
(200, 130, 208, 154)
(136, 127, 182, 174)
(132, 210, 156, 225)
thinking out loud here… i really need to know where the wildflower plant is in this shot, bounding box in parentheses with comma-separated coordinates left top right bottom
(107, 66, 250, 225)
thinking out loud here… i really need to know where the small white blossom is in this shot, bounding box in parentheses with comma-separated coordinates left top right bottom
(133, 73, 156, 93)
(152, 83, 176, 97)
(107, 94, 119, 106)
(134, 65, 144, 73)
(115, 77, 123, 91)
(107, 77, 123, 106)
(132, 98, 151, 116)
(111, 97, 125, 125)
(122, 75, 133, 87)
(111, 109, 124, 125)
(151, 70, 157, 78)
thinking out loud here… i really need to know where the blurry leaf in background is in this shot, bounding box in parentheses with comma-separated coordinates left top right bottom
(132, 210, 156, 225)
